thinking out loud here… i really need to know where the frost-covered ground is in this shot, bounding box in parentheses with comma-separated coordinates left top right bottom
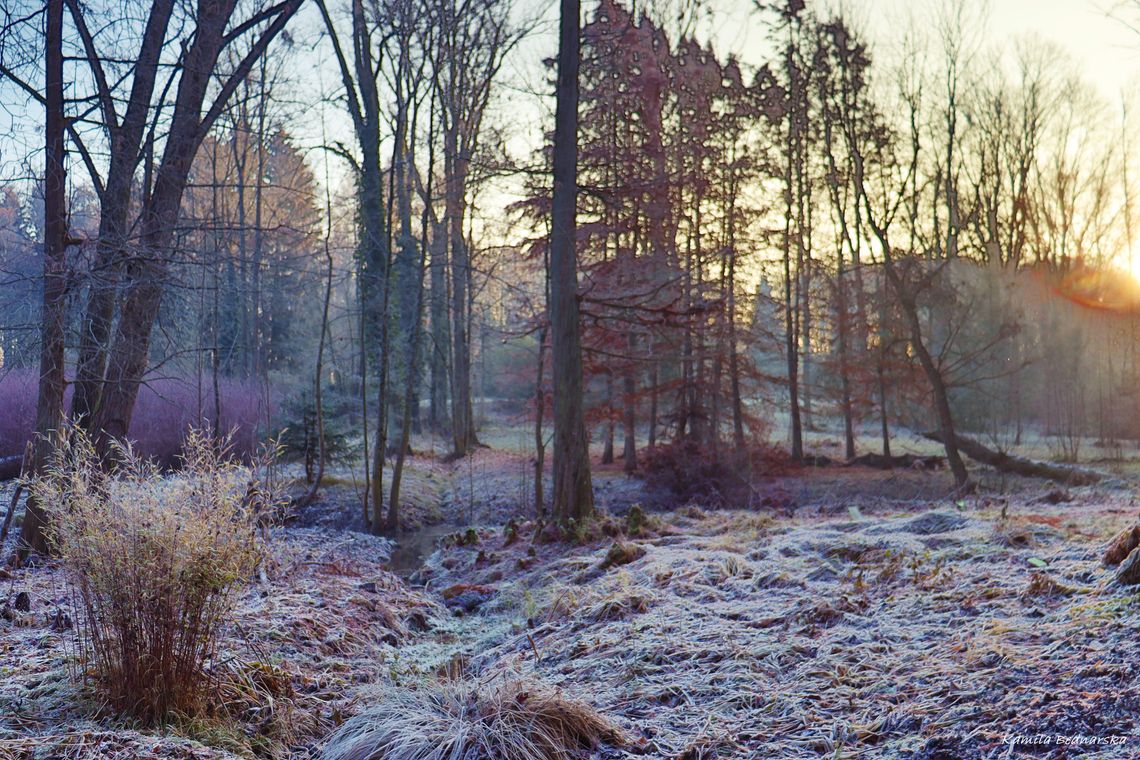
(428, 496, 1140, 759)
(0, 522, 446, 759)
(2, 462, 1140, 758)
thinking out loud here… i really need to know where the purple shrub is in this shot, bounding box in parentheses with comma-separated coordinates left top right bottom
(0, 370, 270, 469)
(128, 377, 270, 466)
(0, 369, 37, 459)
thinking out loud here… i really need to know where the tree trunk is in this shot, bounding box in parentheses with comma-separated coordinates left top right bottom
(429, 219, 450, 431)
(728, 251, 745, 455)
(70, 0, 175, 430)
(783, 162, 802, 461)
(535, 325, 547, 517)
(19, 0, 67, 558)
(549, 0, 593, 526)
(922, 431, 1102, 486)
(297, 175, 337, 509)
(389, 92, 435, 533)
(648, 350, 658, 448)
(877, 358, 891, 458)
(622, 337, 636, 473)
(447, 133, 477, 457)
(602, 371, 614, 464)
(837, 258, 856, 460)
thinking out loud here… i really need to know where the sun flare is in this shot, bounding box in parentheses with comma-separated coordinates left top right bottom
(1128, 252, 1140, 284)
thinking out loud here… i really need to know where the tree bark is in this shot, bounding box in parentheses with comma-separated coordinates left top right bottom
(429, 218, 450, 430)
(19, 0, 67, 558)
(534, 325, 547, 517)
(70, 0, 175, 429)
(549, 0, 593, 526)
(602, 371, 614, 464)
(447, 137, 477, 456)
(622, 338, 637, 473)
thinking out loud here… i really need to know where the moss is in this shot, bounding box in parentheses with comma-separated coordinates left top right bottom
(600, 541, 646, 570)
(503, 519, 519, 546)
(625, 504, 646, 536)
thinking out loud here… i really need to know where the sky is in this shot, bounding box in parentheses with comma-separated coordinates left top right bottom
(987, 0, 1140, 97)
(700, 0, 1140, 98)
(4, 0, 1140, 225)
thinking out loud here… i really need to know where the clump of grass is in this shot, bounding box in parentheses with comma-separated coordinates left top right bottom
(625, 504, 647, 536)
(212, 654, 324, 753)
(1104, 524, 1140, 566)
(710, 553, 752, 583)
(1023, 571, 1078, 598)
(990, 519, 1036, 548)
(584, 589, 653, 622)
(320, 674, 624, 760)
(30, 427, 282, 723)
(846, 548, 951, 592)
(599, 541, 645, 570)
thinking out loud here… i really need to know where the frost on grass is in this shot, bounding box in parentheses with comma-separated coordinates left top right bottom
(28, 428, 278, 723)
(320, 674, 624, 760)
(0, 525, 448, 758)
(437, 504, 1140, 758)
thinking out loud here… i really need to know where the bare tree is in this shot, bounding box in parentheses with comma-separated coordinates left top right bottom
(57, 0, 303, 455)
(317, 0, 395, 533)
(549, 0, 594, 526)
(826, 19, 971, 489)
(18, 0, 67, 558)
(427, 0, 521, 457)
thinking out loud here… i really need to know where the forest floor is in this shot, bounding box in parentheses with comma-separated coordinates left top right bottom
(1, 436, 1140, 758)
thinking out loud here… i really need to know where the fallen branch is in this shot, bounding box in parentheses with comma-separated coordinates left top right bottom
(0, 443, 32, 546)
(921, 431, 1104, 485)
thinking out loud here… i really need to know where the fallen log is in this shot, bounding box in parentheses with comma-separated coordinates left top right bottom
(0, 455, 22, 481)
(921, 431, 1104, 485)
(846, 453, 944, 471)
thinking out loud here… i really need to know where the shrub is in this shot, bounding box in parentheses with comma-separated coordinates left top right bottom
(640, 438, 794, 508)
(29, 427, 281, 723)
(0, 370, 268, 466)
(124, 376, 269, 468)
(320, 675, 624, 760)
(641, 439, 744, 506)
(276, 389, 361, 483)
(0, 368, 36, 459)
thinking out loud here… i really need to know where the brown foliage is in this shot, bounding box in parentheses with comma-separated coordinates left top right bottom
(641, 440, 789, 507)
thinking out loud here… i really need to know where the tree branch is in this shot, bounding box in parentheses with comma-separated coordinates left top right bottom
(197, 0, 303, 143)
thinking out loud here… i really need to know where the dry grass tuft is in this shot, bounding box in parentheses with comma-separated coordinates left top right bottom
(29, 427, 283, 723)
(1023, 571, 1079, 598)
(584, 588, 654, 622)
(319, 675, 624, 760)
(990, 515, 1061, 549)
(599, 540, 645, 570)
(1104, 524, 1140, 566)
